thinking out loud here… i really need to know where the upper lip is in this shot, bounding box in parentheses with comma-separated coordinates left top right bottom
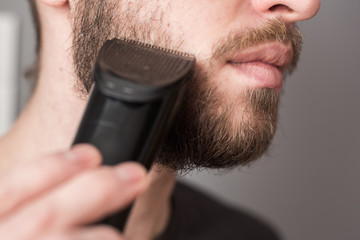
(226, 42, 294, 71)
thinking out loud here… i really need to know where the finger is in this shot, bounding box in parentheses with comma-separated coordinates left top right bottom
(7, 162, 148, 233)
(49, 163, 148, 227)
(40, 226, 125, 240)
(68, 226, 125, 240)
(0, 144, 101, 216)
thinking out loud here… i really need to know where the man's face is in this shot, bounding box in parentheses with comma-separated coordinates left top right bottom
(71, 0, 305, 171)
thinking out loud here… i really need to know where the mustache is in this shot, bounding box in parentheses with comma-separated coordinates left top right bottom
(211, 19, 304, 74)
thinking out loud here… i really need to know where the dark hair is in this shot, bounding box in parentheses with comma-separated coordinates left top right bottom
(27, 0, 41, 80)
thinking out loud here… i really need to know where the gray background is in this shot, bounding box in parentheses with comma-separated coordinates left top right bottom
(1, 1, 359, 240)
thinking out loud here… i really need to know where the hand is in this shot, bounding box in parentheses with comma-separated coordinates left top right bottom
(0, 144, 148, 240)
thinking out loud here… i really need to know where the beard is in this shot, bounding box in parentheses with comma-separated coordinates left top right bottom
(71, 0, 303, 171)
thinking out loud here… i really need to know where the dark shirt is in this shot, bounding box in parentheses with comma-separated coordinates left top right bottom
(157, 182, 281, 240)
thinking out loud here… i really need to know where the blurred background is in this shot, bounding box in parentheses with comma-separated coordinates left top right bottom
(0, 1, 359, 239)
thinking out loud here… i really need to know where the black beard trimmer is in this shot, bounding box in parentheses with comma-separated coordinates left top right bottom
(72, 38, 195, 231)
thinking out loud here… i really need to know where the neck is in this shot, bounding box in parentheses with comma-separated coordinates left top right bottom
(0, 54, 85, 166)
(0, 35, 175, 239)
(0, 10, 84, 165)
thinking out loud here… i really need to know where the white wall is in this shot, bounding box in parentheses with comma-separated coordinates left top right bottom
(0, 12, 19, 136)
(0, 2, 35, 115)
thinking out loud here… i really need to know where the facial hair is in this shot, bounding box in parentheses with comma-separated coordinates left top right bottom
(71, 0, 303, 171)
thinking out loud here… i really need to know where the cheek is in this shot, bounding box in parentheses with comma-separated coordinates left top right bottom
(163, 1, 243, 59)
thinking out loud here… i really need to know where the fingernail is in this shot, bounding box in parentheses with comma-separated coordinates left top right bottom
(64, 144, 101, 166)
(115, 163, 147, 183)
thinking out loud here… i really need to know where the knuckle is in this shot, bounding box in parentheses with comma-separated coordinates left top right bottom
(13, 206, 56, 239)
(52, 226, 123, 240)
(83, 169, 122, 202)
(37, 207, 57, 229)
(37, 152, 64, 165)
(31, 155, 69, 180)
(34, 152, 86, 182)
(89, 225, 123, 240)
(0, 188, 20, 214)
(38, 234, 68, 240)
(39, 231, 87, 240)
(29, 198, 58, 229)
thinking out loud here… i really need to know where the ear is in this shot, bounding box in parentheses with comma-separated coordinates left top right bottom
(39, 0, 68, 8)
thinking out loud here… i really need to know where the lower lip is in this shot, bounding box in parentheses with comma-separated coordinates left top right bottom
(229, 61, 283, 89)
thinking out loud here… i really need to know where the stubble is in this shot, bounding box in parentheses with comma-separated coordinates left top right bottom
(71, 1, 303, 171)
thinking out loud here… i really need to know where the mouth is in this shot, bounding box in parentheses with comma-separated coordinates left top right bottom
(226, 42, 293, 89)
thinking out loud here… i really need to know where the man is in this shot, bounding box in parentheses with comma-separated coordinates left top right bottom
(0, 0, 320, 239)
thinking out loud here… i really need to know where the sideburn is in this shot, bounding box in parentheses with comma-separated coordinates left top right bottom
(72, 0, 119, 95)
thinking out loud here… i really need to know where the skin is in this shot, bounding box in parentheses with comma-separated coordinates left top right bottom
(0, 0, 320, 239)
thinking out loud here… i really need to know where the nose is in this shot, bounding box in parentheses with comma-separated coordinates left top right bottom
(252, 0, 321, 23)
